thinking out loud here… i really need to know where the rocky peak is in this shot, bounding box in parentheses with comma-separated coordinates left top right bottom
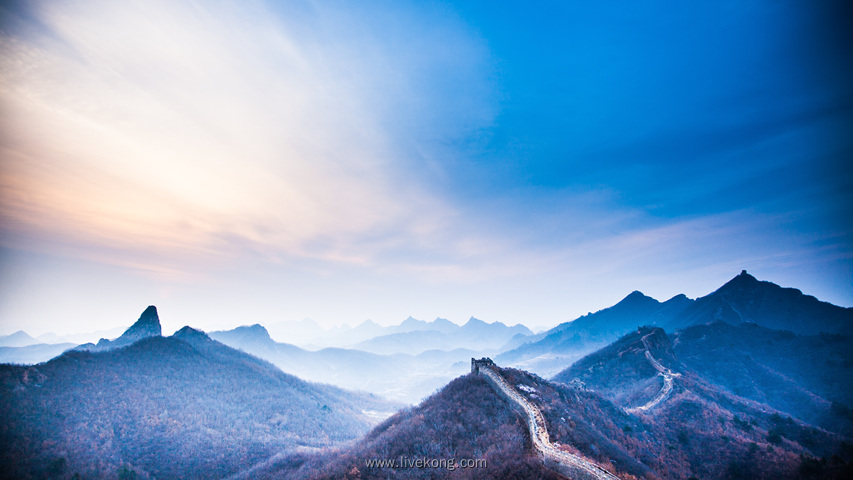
(74, 305, 163, 352)
(119, 305, 162, 342)
(715, 270, 760, 294)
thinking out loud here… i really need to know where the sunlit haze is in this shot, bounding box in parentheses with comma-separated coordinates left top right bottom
(1, 0, 851, 336)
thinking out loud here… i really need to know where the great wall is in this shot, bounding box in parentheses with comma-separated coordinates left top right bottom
(626, 331, 680, 414)
(472, 358, 620, 480)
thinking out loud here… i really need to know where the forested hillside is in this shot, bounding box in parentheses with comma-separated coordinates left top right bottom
(240, 374, 560, 480)
(554, 328, 853, 479)
(0, 327, 397, 480)
(673, 321, 853, 436)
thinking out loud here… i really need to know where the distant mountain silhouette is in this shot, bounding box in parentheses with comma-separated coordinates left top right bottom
(211, 323, 275, 345)
(267, 315, 528, 350)
(1, 307, 166, 364)
(354, 317, 532, 355)
(0, 308, 397, 480)
(0, 342, 76, 365)
(0, 331, 77, 365)
(315, 316, 470, 348)
(0, 330, 38, 348)
(499, 271, 852, 376)
(662, 270, 853, 335)
(428, 317, 460, 334)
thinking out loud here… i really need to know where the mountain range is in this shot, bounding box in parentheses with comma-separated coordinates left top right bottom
(499, 270, 853, 376)
(350, 317, 531, 355)
(2, 271, 852, 479)
(265, 315, 475, 348)
(0, 307, 398, 480)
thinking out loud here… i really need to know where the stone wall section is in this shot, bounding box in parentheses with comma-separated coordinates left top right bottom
(472, 358, 620, 480)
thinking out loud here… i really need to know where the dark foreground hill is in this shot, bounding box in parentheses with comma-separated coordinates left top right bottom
(0, 311, 398, 480)
(234, 373, 561, 480)
(237, 360, 853, 480)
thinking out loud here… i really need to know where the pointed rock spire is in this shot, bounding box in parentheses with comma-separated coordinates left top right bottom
(75, 305, 163, 352)
(119, 305, 162, 341)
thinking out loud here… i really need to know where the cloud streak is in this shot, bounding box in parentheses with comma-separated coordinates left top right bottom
(0, 0, 500, 280)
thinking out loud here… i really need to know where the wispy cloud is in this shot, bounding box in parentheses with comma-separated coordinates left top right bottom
(0, 0, 498, 279)
(1, 0, 849, 334)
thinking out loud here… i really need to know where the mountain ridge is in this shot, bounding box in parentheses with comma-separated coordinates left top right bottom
(499, 271, 852, 376)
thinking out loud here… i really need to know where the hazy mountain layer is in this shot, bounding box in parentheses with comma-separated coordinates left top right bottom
(353, 317, 532, 355)
(268, 316, 472, 349)
(210, 324, 474, 404)
(0, 331, 39, 348)
(0, 342, 76, 365)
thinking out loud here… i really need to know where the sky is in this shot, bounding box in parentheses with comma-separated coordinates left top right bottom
(1, 0, 851, 336)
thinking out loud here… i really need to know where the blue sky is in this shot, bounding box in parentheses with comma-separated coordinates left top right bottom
(0, 0, 850, 335)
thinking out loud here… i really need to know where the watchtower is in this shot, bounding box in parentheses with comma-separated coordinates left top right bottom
(471, 357, 495, 374)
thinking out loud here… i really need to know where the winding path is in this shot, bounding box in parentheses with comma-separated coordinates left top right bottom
(626, 333, 680, 414)
(474, 360, 620, 480)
